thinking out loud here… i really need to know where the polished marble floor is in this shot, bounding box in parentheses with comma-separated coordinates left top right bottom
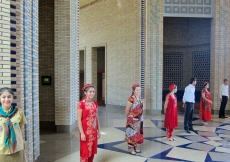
(35, 106, 230, 162)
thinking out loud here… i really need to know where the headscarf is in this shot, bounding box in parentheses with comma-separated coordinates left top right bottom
(131, 83, 140, 97)
(82, 83, 94, 91)
(132, 83, 139, 89)
(203, 82, 208, 87)
(169, 84, 175, 91)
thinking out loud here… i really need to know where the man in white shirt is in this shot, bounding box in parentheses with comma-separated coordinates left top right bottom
(219, 79, 229, 118)
(182, 78, 197, 133)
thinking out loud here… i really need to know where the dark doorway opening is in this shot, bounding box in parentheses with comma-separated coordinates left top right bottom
(79, 50, 85, 100)
(97, 47, 105, 106)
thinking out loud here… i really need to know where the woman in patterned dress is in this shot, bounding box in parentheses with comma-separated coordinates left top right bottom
(125, 83, 144, 155)
(199, 82, 212, 125)
(77, 84, 100, 162)
(164, 84, 178, 141)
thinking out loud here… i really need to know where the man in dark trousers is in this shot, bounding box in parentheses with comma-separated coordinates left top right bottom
(182, 78, 197, 134)
(219, 79, 229, 118)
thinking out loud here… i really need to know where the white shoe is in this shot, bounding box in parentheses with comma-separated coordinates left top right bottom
(202, 121, 208, 125)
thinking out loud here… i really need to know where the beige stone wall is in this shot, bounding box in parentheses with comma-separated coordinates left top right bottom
(39, 0, 55, 121)
(0, 0, 11, 88)
(80, 0, 141, 106)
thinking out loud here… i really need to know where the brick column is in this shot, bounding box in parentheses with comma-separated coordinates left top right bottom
(54, 0, 80, 132)
(1, 0, 40, 161)
(0, 0, 11, 88)
(85, 47, 97, 99)
(145, 0, 163, 111)
(211, 0, 230, 113)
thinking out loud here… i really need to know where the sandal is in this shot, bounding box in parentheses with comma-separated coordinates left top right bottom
(172, 138, 176, 141)
(135, 149, 141, 153)
(168, 138, 173, 141)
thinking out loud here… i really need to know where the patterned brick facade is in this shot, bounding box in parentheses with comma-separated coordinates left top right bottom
(54, 0, 79, 129)
(211, 0, 230, 112)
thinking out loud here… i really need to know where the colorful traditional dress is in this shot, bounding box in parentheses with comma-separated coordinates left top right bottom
(125, 95, 144, 149)
(78, 100, 98, 162)
(199, 89, 212, 122)
(164, 94, 178, 138)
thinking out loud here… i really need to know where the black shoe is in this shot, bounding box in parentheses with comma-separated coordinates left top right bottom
(219, 116, 225, 119)
(184, 130, 191, 134)
(189, 128, 195, 132)
(224, 116, 228, 118)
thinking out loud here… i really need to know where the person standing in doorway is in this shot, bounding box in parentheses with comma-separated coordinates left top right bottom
(77, 84, 100, 162)
(164, 84, 178, 141)
(182, 78, 197, 134)
(219, 79, 229, 119)
(125, 83, 144, 155)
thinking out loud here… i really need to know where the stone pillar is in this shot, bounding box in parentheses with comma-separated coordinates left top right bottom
(211, 0, 230, 113)
(145, 0, 163, 111)
(85, 47, 97, 99)
(0, 0, 40, 161)
(54, 0, 80, 132)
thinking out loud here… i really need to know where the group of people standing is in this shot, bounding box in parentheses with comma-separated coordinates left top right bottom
(0, 81, 227, 162)
(77, 78, 229, 161)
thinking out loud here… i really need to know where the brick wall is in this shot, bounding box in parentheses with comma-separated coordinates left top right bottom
(0, 0, 11, 88)
(39, 0, 55, 121)
(80, 0, 141, 106)
(54, 0, 79, 127)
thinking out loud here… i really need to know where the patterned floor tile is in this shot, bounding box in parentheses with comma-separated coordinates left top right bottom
(166, 147, 207, 162)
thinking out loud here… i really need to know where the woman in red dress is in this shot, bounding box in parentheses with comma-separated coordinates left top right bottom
(77, 84, 100, 162)
(125, 83, 144, 155)
(199, 82, 212, 125)
(164, 84, 178, 141)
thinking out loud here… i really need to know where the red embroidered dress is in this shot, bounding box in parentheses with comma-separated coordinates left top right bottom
(164, 94, 178, 130)
(199, 89, 212, 121)
(78, 100, 98, 161)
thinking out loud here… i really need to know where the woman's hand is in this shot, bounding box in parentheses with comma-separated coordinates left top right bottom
(97, 131, 101, 139)
(81, 133, 86, 141)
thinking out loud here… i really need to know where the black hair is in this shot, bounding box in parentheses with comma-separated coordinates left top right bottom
(0, 87, 14, 96)
(0, 87, 14, 105)
(203, 82, 209, 88)
(224, 79, 228, 82)
(169, 85, 177, 92)
(190, 78, 197, 84)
